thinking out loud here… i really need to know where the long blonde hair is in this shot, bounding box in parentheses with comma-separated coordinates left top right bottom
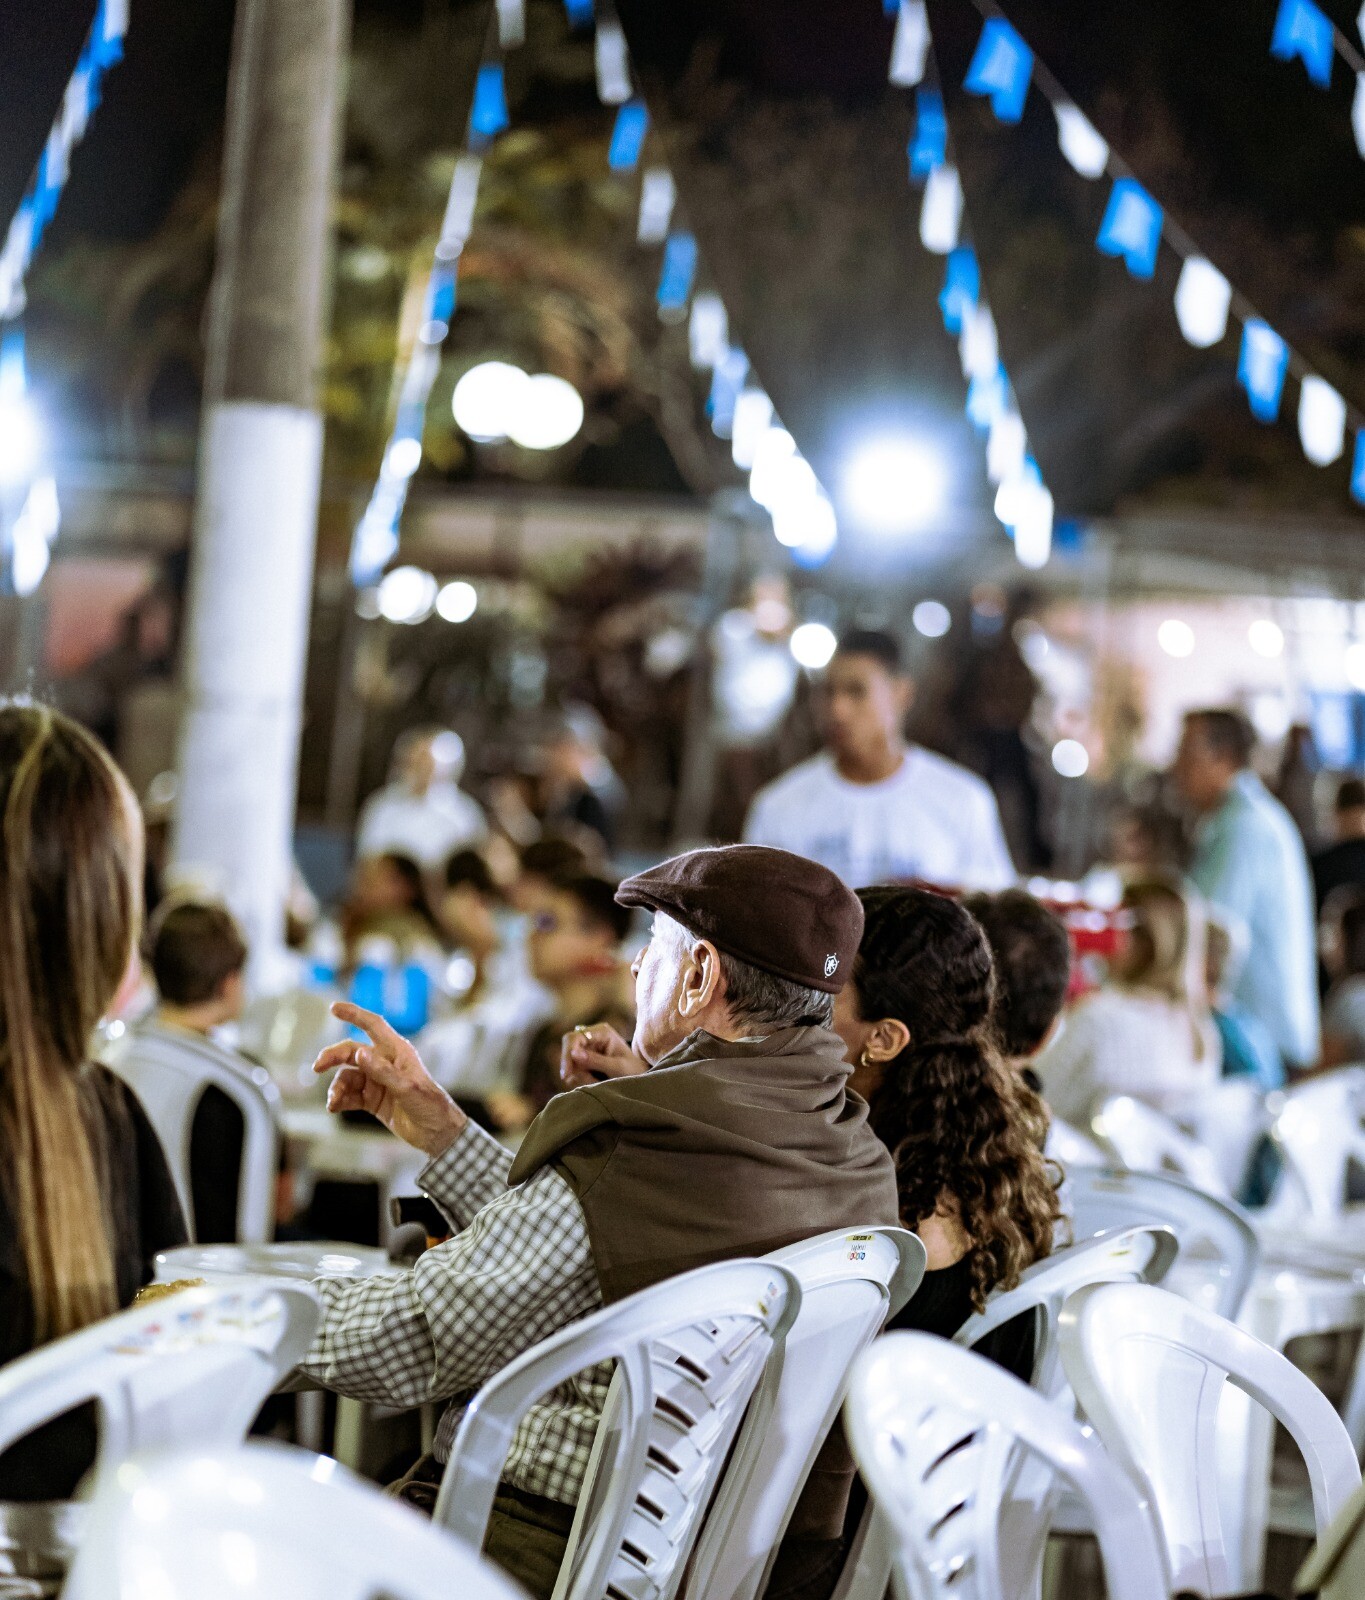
(0, 702, 138, 1340)
(1118, 876, 1214, 1063)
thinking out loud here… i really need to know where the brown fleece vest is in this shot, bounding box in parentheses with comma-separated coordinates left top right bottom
(508, 1025, 898, 1303)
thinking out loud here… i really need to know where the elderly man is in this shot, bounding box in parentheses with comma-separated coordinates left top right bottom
(300, 845, 897, 1597)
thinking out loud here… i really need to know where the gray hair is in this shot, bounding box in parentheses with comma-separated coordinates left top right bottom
(655, 913, 833, 1031)
(717, 951, 834, 1030)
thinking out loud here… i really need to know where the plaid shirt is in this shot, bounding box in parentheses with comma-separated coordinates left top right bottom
(298, 1120, 608, 1506)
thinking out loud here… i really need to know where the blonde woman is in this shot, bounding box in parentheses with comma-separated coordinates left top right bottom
(1035, 875, 1221, 1125)
(0, 702, 186, 1505)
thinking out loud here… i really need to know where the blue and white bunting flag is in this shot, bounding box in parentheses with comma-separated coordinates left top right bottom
(889, 1, 931, 87)
(939, 246, 980, 334)
(1271, 0, 1335, 89)
(657, 231, 698, 313)
(908, 88, 947, 181)
(563, 0, 594, 27)
(963, 17, 1034, 124)
(1352, 432, 1365, 505)
(689, 293, 729, 368)
(0, 0, 129, 320)
(637, 167, 676, 243)
(608, 98, 649, 170)
(496, 0, 525, 49)
(706, 347, 749, 437)
(920, 163, 963, 253)
(469, 64, 510, 142)
(966, 366, 1007, 432)
(1238, 321, 1290, 422)
(1174, 257, 1232, 348)
(1054, 103, 1109, 178)
(1096, 177, 1162, 279)
(1299, 375, 1347, 464)
(595, 15, 632, 105)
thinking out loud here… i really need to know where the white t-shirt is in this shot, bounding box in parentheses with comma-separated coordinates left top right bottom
(742, 748, 1015, 890)
(356, 781, 488, 868)
(1034, 988, 1222, 1126)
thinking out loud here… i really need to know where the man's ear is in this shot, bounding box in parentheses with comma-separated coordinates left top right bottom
(678, 939, 723, 1017)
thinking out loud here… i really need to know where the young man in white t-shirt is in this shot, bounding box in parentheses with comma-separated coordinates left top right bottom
(743, 630, 1015, 890)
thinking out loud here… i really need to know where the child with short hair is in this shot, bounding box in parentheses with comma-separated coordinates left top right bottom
(143, 899, 256, 1242)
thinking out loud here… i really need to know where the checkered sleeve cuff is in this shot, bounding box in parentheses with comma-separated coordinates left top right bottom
(420, 1117, 515, 1229)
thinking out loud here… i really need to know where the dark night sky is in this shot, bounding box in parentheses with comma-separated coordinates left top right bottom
(3, 0, 1364, 523)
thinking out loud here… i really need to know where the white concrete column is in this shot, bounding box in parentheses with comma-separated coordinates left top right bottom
(173, 402, 323, 988)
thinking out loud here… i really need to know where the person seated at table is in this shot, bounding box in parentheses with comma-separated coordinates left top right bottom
(141, 898, 281, 1243)
(339, 851, 444, 969)
(299, 844, 898, 1600)
(1034, 874, 1221, 1124)
(0, 702, 187, 1517)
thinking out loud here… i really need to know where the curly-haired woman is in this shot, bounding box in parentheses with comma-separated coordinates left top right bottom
(764, 885, 1062, 1600)
(840, 885, 1060, 1336)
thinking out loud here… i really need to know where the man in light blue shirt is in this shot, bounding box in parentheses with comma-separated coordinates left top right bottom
(1174, 708, 1320, 1072)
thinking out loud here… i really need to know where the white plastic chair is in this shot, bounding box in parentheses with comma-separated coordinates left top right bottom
(109, 1022, 281, 1242)
(1067, 1166, 1259, 1319)
(681, 1227, 925, 1600)
(1060, 1280, 1362, 1598)
(0, 1281, 317, 1506)
(437, 1258, 801, 1600)
(835, 1226, 1177, 1600)
(1044, 1116, 1105, 1171)
(844, 1333, 1169, 1600)
(1263, 1066, 1365, 1227)
(1089, 1094, 1228, 1196)
(953, 1224, 1179, 1401)
(63, 1440, 526, 1600)
(239, 985, 347, 1091)
(1181, 1077, 1268, 1198)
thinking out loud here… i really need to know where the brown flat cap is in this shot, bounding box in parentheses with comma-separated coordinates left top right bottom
(616, 845, 864, 993)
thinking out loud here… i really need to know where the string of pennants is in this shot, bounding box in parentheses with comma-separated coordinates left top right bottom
(353, 0, 841, 583)
(892, 3, 1054, 566)
(889, 0, 1365, 516)
(1269, 0, 1365, 150)
(0, 0, 129, 596)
